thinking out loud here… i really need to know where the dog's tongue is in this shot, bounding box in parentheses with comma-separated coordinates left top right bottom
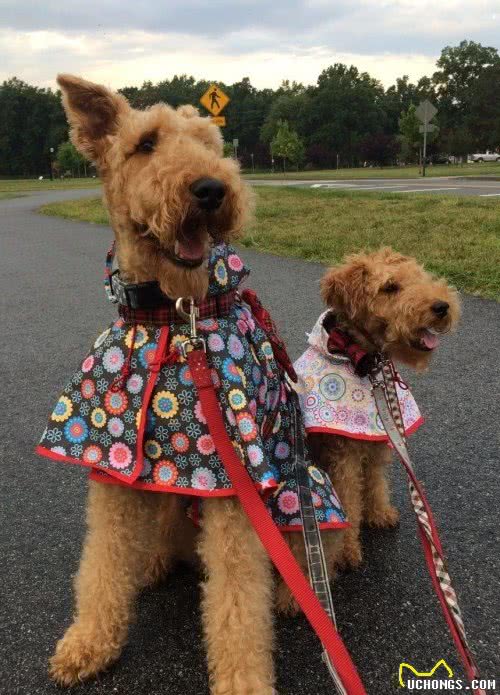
(176, 238, 204, 261)
(421, 329, 440, 349)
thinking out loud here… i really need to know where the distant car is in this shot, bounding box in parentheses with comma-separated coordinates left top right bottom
(429, 154, 453, 165)
(468, 152, 500, 162)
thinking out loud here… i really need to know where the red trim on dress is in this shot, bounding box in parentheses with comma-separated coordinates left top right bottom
(36, 445, 275, 497)
(88, 469, 242, 496)
(36, 446, 349, 531)
(306, 416, 424, 442)
(36, 445, 141, 484)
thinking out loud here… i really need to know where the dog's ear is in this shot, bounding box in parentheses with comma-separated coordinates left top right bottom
(177, 104, 200, 119)
(57, 74, 129, 162)
(321, 256, 370, 319)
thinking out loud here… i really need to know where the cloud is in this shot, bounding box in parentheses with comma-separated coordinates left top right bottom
(0, 0, 498, 89)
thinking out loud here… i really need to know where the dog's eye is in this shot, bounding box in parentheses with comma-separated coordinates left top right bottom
(381, 281, 400, 293)
(136, 137, 156, 154)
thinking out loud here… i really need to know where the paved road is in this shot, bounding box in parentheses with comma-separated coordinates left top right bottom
(249, 176, 500, 197)
(1, 190, 499, 695)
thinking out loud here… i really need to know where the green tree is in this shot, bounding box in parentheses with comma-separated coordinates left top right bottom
(383, 76, 420, 133)
(438, 127, 474, 161)
(271, 120, 305, 171)
(433, 40, 500, 131)
(399, 103, 438, 163)
(301, 64, 385, 165)
(0, 77, 66, 176)
(222, 77, 275, 150)
(399, 105, 420, 142)
(260, 91, 309, 144)
(223, 141, 234, 158)
(433, 40, 500, 103)
(56, 141, 87, 176)
(466, 63, 500, 151)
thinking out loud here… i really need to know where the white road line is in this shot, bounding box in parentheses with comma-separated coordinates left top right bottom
(396, 187, 459, 193)
(311, 184, 462, 193)
(310, 183, 354, 188)
(479, 193, 500, 197)
(311, 183, 414, 190)
(343, 184, 412, 190)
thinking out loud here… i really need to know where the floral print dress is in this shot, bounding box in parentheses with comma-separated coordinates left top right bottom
(37, 245, 348, 533)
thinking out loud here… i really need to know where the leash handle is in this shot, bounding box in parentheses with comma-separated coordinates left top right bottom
(188, 347, 366, 695)
(370, 362, 485, 694)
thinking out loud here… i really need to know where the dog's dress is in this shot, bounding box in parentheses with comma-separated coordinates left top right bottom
(294, 312, 424, 441)
(37, 245, 347, 532)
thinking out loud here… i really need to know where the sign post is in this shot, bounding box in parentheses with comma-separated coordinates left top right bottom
(233, 138, 239, 160)
(415, 100, 438, 177)
(200, 84, 230, 127)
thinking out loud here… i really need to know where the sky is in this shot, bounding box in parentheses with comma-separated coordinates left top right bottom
(0, 0, 498, 90)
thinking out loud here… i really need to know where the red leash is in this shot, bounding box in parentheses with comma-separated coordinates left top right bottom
(187, 348, 367, 695)
(369, 359, 485, 694)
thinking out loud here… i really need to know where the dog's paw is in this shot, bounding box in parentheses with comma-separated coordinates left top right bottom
(49, 625, 119, 686)
(275, 581, 300, 616)
(365, 505, 400, 529)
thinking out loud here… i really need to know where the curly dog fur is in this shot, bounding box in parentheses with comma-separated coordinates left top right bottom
(49, 75, 288, 694)
(314, 248, 461, 569)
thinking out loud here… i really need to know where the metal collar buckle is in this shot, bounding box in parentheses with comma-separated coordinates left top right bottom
(175, 297, 207, 357)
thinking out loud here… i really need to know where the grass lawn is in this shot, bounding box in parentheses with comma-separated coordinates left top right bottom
(41, 196, 108, 225)
(0, 177, 101, 193)
(40, 188, 500, 300)
(243, 162, 500, 180)
(0, 192, 25, 200)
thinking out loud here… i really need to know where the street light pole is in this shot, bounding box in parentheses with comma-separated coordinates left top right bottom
(49, 147, 54, 181)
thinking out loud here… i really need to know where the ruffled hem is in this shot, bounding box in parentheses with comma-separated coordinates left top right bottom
(305, 416, 425, 442)
(36, 445, 348, 531)
(37, 445, 277, 497)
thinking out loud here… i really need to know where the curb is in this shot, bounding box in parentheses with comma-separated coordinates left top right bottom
(452, 176, 500, 182)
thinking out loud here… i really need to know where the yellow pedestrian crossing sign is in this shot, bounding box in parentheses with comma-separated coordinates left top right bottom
(200, 84, 230, 117)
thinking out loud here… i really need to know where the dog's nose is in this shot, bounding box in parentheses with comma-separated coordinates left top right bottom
(190, 177, 226, 211)
(431, 301, 449, 318)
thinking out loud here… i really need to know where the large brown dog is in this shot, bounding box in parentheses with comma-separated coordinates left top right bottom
(308, 248, 461, 569)
(48, 75, 272, 693)
(46, 75, 346, 694)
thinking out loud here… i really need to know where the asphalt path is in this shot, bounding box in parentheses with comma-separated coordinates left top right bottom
(1, 190, 499, 695)
(249, 176, 500, 197)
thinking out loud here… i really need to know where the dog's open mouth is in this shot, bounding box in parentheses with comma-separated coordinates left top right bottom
(138, 221, 210, 268)
(172, 234, 207, 267)
(412, 327, 441, 352)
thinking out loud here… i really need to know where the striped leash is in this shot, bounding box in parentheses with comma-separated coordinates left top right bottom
(290, 389, 347, 695)
(369, 358, 485, 695)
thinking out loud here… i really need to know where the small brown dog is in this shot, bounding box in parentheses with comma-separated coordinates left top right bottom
(295, 248, 460, 569)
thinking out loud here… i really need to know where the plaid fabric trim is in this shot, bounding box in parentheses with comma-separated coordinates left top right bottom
(118, 289, 238, 325)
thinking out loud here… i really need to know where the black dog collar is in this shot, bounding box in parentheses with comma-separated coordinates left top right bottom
(109, 271, 174, 309)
